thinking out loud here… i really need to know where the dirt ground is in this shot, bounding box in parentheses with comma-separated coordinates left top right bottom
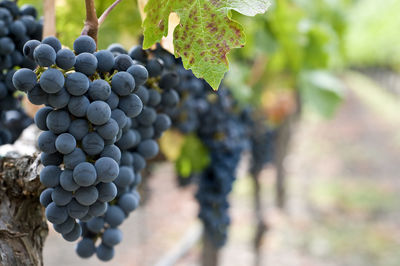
(43, 72, 400, 266)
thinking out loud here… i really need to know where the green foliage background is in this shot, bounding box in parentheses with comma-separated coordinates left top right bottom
(19, 0, 142, 49)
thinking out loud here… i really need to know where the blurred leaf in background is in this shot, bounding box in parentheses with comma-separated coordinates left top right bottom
(299, 70, 345, 118)
(227, 0, 349, 119)
(175, 134, 210, 178)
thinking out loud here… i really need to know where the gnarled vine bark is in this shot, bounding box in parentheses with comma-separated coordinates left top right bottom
(0, 154, 48, 266)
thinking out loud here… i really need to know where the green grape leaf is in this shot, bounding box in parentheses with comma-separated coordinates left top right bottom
(142, 0, 271, 90)
(299, 70, 345, 118)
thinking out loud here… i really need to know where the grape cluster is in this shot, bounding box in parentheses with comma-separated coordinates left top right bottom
(195, 89, 248, 247)
(149, 45, 256, 246)
(0, 106, 33, 144)
(196, 149, 242, 246)
(0, 1, 42, 144)
(12, 35, 146, 259)
(74, 43, 177, 261)
(249, 123, 276, 176)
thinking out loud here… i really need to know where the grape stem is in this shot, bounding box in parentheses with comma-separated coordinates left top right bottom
(81, 0, 123, 47)
(98, 0, 123, 26)
(81, 0, 99, 45)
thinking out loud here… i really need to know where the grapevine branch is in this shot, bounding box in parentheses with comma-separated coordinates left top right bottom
(82, 0, 123, 46)
(0, 151, 48, 266)
(98, 0, 123, 25)
(252, 172, 268, 266)
(201, 232, 219, 266)
(81, 0, 99, 43)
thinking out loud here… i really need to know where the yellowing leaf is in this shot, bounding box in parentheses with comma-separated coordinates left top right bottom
(142, 0, 270, 90)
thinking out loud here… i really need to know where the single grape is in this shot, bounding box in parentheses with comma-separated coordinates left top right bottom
(39, 188, 54, 207)
(40, 165, 61, 187)
(33, 43, 56, 67)
(118, 94, 143, 118)
(73, 35, 96, 54)
(106, 91, 119, 109)
(53, 217, 75, 234)
(110, 108, 128, 128)
(63, 148, 86, 169)
(51, 186, 73, 206)
(82, 132, 105, 155)
(118, 193, 139, 214)
(120, 151, 133, 166)
(56, 48, 76, 70)
(73, 162, 97, 187)
(27, 84, 48, 105)
(20, 4, 38, 18)
(62, 222, 82, 242)
(88, 201, 108, 216)
(104, 205, 125, 227)
(146, 58, 163, 77)
(39, 68, 64, 94)
(159, 72, 179, 89)
(161, 89, 179, 107)
(107, 43, 127, 56)
(136, 107, 157, 126)
(147, 88, 161, 107)
(97, 182, 117, 203)
(68, 119, 89, 141)
(75, 186, 99, 206)
(86, 101, 111, 125)
(76, 238, 96, 258)
(42, 36, 61, 52)
(68, 95, 90, 117)
(115, 130, 137, 149)
(111, 71, 135, 96)
(74, 52, 98, 76)
(45, 202, 68, 225)
(88, 79, 111, 101)
(113, 166, 134, 187)
(132, 152, 146, 172)
(48, 87, 70, 109)
(55, 133, 76, 155)
(94, 157, 119, 183)
(96, 244, 114, 261)
(135, 85, 149, 105)
(154, 113, 171, 132)
(86, 217, 104, 233)
(67, 199, 89, 219)
(127, 64, 148, 87)
(97, 118, 119, 140)
(60, 169, 80, 192)
(100, 145, 121, 163)
(137, 139, 159, 159)
(46, 109, 70, 134)
(128, 45, 147, 62)
(34, 106, 52, 130)
(65, 72, 89, 96)
(95, 50, 115, 72)
(114, 54, 133, 71)
(38, 130, 57, 153)
(102, 228, 123, 247)
(12, 68, 36, 92)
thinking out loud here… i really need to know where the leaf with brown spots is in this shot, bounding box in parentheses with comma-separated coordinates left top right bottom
(142, 0, 271, 90)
